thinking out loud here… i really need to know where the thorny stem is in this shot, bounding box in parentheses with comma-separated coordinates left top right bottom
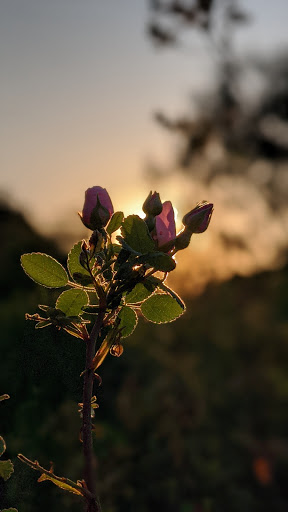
(82, 307, 105, 512)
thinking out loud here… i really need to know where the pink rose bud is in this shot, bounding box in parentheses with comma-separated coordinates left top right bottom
(154, 200, 176, 250)
(142, 191, 163, 217)
(81, 186, 114, 230)
(182, 201, 213, 233)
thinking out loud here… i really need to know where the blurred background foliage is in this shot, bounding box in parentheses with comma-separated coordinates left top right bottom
(146, 0, 288, 293)
(2, 0, 288, 511)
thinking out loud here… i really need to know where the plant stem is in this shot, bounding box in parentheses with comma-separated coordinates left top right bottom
(82, 308, 105, 512)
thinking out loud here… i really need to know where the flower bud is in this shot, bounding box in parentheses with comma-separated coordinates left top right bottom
(80, 186, 114, 230)
(154, 200, 176, 251)
(182, 201, 213, 233)
(142, 191, 163, 217)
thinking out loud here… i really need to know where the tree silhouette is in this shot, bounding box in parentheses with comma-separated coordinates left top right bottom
(146, 0, 288, 285)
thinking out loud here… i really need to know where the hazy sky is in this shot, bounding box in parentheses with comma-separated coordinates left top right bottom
(2, 0, 288, 236)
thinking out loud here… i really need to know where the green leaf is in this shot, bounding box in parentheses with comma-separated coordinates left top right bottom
(118, 306, 138, 338)
(21, 253, 68, 288)
(67, 242, 94, 286)
(125, 283, 154, 304)
(157, 282, 186, 309)
(138, 252, 176, 272)
(2, 508, 18, 512)
(116, 236, 142, 256)
(0, 459, 14, 481)
(0, 436, 6, 456)
(141, 293, 185, 324)
(106, 211, 124, 235)
(56, 289, 88, 317)
(112, 243, 122, 254)
(121, 215, 155, 254)
(71, 272, 94, 286)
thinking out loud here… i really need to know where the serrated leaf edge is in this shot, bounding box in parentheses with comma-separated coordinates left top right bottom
(119, 306, 138, 338)
(0, 459, 14, 481)
(20, 253, 68, 289)
(56, 289, 89, 317)
(140, 293, 185, 324)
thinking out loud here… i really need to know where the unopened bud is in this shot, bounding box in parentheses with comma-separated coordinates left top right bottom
(80, 186, 114, 230)
(182, 201, 213, 233)
(142, 191, 163, 217)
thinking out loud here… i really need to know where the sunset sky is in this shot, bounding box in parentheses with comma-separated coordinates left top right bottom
(2, 0, 288, 288)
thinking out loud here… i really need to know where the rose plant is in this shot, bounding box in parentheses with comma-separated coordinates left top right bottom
(19, 187, 213, 512)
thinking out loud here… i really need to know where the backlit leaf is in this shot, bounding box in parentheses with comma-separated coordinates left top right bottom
(118, 306, 138, 338)
(0, 459, 14, 481)
(21, 253, 68, 288)
(107, 211, 124, 235)
(56, 289, 88, 317)
(137, 252, 176, 272)
(121, 215, 155, 254)
(141, 293, 185, 324)
(67, 241, 94, 286)
(125, 283, 154, 304)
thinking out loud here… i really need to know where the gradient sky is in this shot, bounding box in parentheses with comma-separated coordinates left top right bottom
(2, 0, 288, 237)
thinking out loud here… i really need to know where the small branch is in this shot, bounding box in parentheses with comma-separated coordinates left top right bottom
(17, 454, 93, 501)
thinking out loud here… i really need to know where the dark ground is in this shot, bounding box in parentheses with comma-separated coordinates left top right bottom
(1, 201, 288, 512)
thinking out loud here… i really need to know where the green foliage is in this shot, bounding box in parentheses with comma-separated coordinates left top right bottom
(141, 293, 185, 323)
(106, 211, 124, 235)
(125, 282, 155, 304)
(67, 241, 94, 286)
(137, 252, 176, 272)
(56, 289, 89, 317)
(2, 508, 18, 512)
(118, 306, 138, 338)
(0, 435, 6, 456)
(157, 281, 186, 309)
(121, 215, 155, 253)
(0, 459, 14, 481)
(21, 253, 68, 288)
